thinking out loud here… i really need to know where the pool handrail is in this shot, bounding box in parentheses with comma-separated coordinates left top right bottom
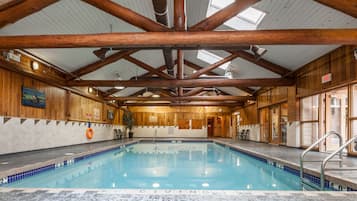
(299, 131, 342, 190)
(320, 135, 357, 190)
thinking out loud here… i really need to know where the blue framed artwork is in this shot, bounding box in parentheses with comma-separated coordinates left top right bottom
(107, 110, 114, 120)
(22, 86, 46, 108)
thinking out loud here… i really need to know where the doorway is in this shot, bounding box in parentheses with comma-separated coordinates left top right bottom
(259, 108, 269, 143)
(270, 105, 280, 144)
(322, 87, 348, 152)
(207, 117, 214, 138)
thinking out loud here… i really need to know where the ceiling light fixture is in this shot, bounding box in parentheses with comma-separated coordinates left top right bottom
(115, 73, 125, 90)
(31, 61, 39, 70)
(152, 94, 160, 98)
(88, 87, 93, 93)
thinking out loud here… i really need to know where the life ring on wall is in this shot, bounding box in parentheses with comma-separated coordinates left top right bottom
(86, 128, 94, 140)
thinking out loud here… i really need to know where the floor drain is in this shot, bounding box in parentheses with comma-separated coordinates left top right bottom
(0, 162, 9, 165)
(64, 153, 74, 156)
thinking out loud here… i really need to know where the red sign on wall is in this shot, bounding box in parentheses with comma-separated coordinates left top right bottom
(321, 73, 332, 84)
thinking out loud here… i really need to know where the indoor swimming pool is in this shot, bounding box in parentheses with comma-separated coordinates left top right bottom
(2, 142, 302, 190)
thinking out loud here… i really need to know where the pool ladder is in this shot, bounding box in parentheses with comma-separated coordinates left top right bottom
(300, 131, 357, 190)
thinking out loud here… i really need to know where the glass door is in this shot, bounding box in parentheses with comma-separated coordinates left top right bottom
(270, 105, 280, 144)
(324, 87, 348, 152)
(259, 108, 269, 143)
(280, 103, 288, 145)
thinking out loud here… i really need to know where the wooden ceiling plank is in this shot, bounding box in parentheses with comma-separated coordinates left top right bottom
(124, 55, 174, 80)
(2, 29, 357, 49)
(0, 0, 58, 28)
(315, 0, 357, 18)
(81, 0, 170, 32)
(189, 0, 260, 31)
(69, 50, 137, 80)
(187, 53, 239, 79)
(67, 78, 294, 88)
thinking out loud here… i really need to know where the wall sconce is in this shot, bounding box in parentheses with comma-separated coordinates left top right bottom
(88, 87, 94, 93)
(31, 61, 39, 70)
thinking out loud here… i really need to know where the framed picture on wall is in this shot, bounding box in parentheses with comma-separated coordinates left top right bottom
(107, 110, 114, 120)
(21, 86, 46, 108)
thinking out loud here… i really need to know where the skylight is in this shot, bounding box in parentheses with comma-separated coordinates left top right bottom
(208, 0, 266, 30)
(197, 50, 230, 70)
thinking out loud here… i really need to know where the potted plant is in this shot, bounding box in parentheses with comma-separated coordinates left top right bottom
(123, 109, 135, 138)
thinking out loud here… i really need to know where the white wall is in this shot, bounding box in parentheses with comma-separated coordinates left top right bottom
(132, 126, 207, 138)
(0, 116, 117, 155)
(287, 121, 301, 147)
(239, 124, 260, 142)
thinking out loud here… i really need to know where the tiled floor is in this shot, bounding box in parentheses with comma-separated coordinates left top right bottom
(216, 139, 357, 187)
(0, 139, 133, 172)
(0, 188, 357, 201)
(1, 138, 357, 201)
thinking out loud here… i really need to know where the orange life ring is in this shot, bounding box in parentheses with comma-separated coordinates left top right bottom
(86, 128, 94, 139)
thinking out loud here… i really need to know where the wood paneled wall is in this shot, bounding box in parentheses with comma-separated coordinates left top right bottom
(234, 103, 258, 125)
(127, 106, 232, 137)
(296, 45, 357, 97)
(0, 68, 118, 124)
(257, 87, 288, 108)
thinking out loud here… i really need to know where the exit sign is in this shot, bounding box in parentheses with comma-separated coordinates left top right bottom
(321, 73, 332, 84)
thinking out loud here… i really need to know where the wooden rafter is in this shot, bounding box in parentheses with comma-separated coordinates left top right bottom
(187, 53, 239, 79)
(124, 55, 174, 80)
(67, 78, 294, 88)
(190, 0, 260, 31)
(82, 0, 169, 32)
(182, 87, 205, 97)
(120, 102, 244, 107)
(0, 0, 58, 28)
(0, 0, 23, 11)
(107, 96, 254, 102)
(68, 50, 137, 79)
(2, 29, 356, 49)
(174, 0, 186, 31)
(315, 0, 357, 18)
(232, 50, 291, 76)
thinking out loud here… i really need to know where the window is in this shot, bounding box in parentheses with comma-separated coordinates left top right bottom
(197, 50, 230, 70)
(207, 0, 266, 30)
(300, 95, 320, 147)
(351, 85, 357, 153)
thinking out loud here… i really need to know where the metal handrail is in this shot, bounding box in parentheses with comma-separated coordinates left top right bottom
(320, 135, 357, 190)
(299, 131, 342, 186)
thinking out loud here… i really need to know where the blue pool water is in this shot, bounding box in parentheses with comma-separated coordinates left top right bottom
(4, 142, 301, 190)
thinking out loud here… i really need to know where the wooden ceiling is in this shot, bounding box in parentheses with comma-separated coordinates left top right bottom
(0, 0, 356, 107)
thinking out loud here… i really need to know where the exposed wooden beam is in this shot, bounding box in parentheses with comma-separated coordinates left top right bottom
(124, 55, 174, 80)
(182, 87, 204, 97)
(190, 0, 260, 31)
(69, 50, 136, 79)
(315, 0, 357, 18)
(2, 29, 357, 49)
(107, 96, 254, 102)
(120, 102, 243, 107)
(82, 0, 170, 32)
(184, 60, 254, 95)
(183, 60, 216, 76)
(231, 50, 291, 76)
(67, 78, 294, 88)
(174, 0, 186, 31)
(142, 64, 167, 77)
(187, 53, 239, 79)
(0, 0, 58, 28)
(0, 0, 24, 11)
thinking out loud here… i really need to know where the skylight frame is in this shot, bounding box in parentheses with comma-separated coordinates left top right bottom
(197, 50, 231, 70)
